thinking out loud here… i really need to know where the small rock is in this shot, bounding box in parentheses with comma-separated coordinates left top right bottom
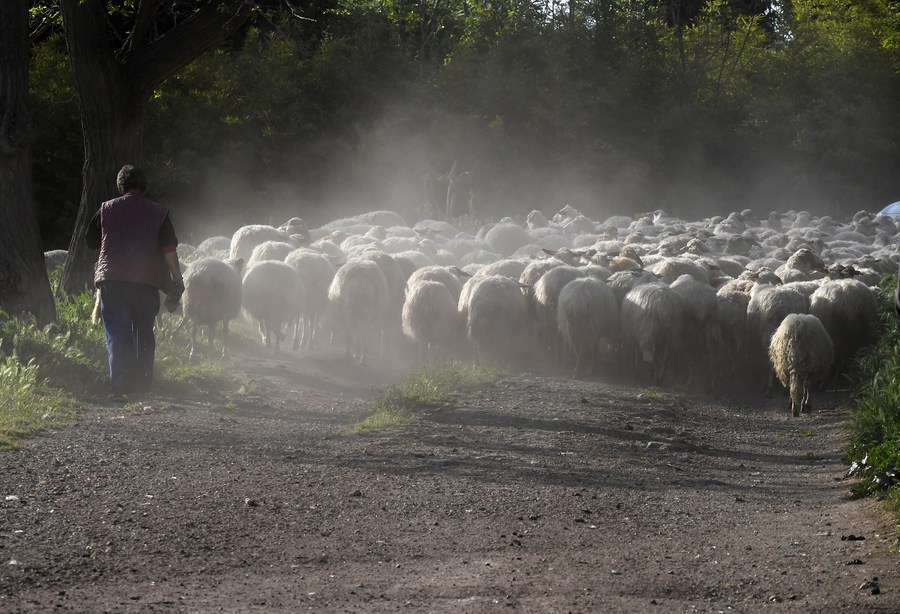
(846, 559, 864, 565)
(244, 498, 259, 507)
(646, 441, 668, 451)
(349, 490, 362, 497)
(841, 534, 866, 541)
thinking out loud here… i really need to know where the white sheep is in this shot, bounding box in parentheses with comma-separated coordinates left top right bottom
(246, 240, 296, 268)
(557, 277, 619, 378)
(43, 249, 67, 272)
(242, 260, 306, 352)
(620, 282, 684, 385)
(746, 284, 809, 394)
(327, 259, 389, 362)
(284, 248, 337, 350)
(768, 314, 834, 417)
(649, 257, 710, 284)
(670, 274, 719, 388)
(463, 275, 531, 365)
(407, 265, 467, 303)
(402, 280, 462, 364)
(532, 265, 587, 358)
(483, 222, 531, 257)
(808, 278, 879, 377)
(181, 257, 243, 360)
(230, 224, 291, 262)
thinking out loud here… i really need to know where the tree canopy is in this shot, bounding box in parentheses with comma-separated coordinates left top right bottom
(26, 0, 900, 249)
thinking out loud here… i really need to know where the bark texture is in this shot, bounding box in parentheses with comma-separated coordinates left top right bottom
(0, 0, 57, 324)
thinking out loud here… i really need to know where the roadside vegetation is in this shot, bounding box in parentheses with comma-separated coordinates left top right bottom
(0, 269, 230, 449)
(349, 362, 502, 435)
(847, 275, 900, 511)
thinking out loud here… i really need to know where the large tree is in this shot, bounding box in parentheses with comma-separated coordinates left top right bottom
(0, 0, 56, 324)
(58, 1, 253, 295)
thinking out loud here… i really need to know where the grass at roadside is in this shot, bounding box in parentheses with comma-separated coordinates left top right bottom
(0, 272, 234, 448)
(847, 274, 900, 508)
(348, 362, 503, 435)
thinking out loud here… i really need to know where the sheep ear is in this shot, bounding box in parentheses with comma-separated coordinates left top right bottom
(541, 248, 556, 256)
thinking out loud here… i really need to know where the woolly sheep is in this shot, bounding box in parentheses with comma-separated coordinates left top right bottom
(606, 270, 658, 305)
(44, 249, 67, 271)
(746, 284, 809, 393)
(768, 314, 834, 417)
(670, 274, 719, 388)
(182, 257, 243, 360)
(242, 260, 305, 352)
(327, 259, 389, 362)
(246, 240, 296, 268)
(407, 265, 467, 303)
(196, 236, 231, 256)
(402, 280, 462, 364)
(230, 224, 291, 262)
(620, 282, 684, 385)
(473, 258, 529, 280)
(557, 278, 619, 378)
(532, 265, 586, 355)
(809, 278, 879, 376)
(284, 249, 337, 350)
(650, 257, 710, 285)
(463, 275, 531, 365)
(519, 259, 564, 287)
(483, 222, 531, 257)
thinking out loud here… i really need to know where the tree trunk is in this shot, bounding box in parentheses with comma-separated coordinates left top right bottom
(57, 0, 253, 296)
(0, 0, 57, 324)
(59, 0, 146, 295)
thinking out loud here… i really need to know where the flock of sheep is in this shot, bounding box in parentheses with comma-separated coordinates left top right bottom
(52, 205, 898, 417)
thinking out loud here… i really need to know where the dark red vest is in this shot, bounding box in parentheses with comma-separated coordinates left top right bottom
(94, 194, 170, 290)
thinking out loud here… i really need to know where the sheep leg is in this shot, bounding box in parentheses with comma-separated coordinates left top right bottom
(222, 321, 230, 359)
(789, 378, 802, 417)
(801, 384, 812, 414)
(190, 322, 199, 362)
(292, 317, 302, 351)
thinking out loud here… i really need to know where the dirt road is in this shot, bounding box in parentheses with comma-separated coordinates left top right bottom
(1, 350, 898, 612)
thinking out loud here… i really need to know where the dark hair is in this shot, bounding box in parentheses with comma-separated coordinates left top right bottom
(116, 165, 148, 193)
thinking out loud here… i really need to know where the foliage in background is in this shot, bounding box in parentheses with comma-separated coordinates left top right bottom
(848, 273, 900, 502)
(27, 0, 900, 247)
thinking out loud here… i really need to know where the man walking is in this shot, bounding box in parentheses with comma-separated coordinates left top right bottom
(85, 165, 183, 400)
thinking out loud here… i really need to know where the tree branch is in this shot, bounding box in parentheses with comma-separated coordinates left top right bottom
(129, 1, 253, 92)
(129, 0, 165, 52)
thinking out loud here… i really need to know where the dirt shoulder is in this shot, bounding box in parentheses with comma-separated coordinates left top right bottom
(1, 350, 899, 612)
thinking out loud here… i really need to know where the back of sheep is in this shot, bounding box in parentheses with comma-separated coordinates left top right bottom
(183, 257, 243, 327)
(242, 260, 305, 351)
(407, 266, 465, 303)
(285, 249, 337, 349)
(809, 278, 879, 375)
(182, 257, 243, 358)
(328, 259, 389, 360)
(768, 313, 833, 416)
(650, 257, 710, 285)
(246, 240, 297, 268)
(230, 225, 291, 262)
(620, 282, 684, 384)
(402, 280, 461, 362)
(465, 275, 530, 365)
(557, 278, 619, 378)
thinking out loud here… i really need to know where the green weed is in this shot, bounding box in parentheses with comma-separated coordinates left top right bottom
(349, 362, 502, 435)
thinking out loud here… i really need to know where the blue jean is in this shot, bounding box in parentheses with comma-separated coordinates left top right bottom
(99, 281, 160, 395)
